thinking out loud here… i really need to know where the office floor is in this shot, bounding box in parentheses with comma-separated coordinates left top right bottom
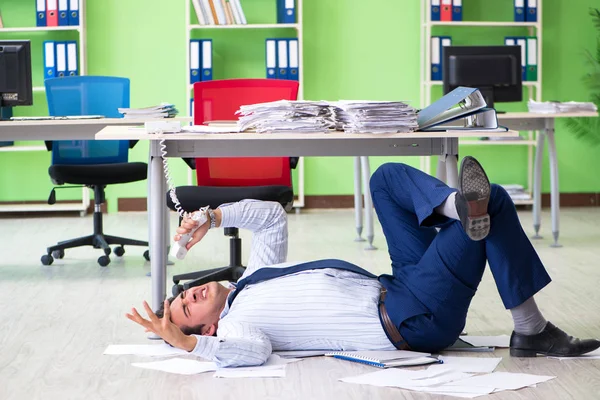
(1, 208, 599, 400)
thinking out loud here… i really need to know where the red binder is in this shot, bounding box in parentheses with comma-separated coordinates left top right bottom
(46, 0, 58, 26)
(441, 0, 452, 21)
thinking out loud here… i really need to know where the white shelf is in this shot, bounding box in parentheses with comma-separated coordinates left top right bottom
(513, 198, 534, 205)
(0, 203, 87, 213)
(427, 21, 539, 28)
(0, 26, 81, 33)
(424, 81, 540, 87)
(0, 145, 46, 152)
(33, 86, 45, 92)
(189, 23, 298, 30)
(460, 140, 536, 146)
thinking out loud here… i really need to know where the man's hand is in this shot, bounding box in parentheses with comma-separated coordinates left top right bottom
(125, 300, 197, 352)
(174, 211, 210, 250)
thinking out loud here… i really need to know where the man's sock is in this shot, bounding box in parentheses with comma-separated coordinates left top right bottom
(434, 192, 459, 220)
(510, 297, 548, 335)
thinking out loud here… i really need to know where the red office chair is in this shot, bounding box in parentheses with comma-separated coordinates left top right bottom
(167, 79, 299, 295)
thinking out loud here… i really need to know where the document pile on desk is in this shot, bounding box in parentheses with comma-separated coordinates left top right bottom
(236, 100, 335, 133)
(118, 103, 179, 119)
(528, 100, 598, 114)
(332, 101, 418, 133)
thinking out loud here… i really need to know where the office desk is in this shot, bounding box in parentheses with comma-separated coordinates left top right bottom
(354, 112, 599, 248)
(96, 127, 518, 312)
(0, 117, 192, 213)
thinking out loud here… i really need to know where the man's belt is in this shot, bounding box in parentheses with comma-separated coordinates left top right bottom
(379, 288, 411, 350)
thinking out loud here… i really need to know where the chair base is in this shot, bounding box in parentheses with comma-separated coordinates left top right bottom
(172, 265, 246, 296)
(42, 233, 148, 267)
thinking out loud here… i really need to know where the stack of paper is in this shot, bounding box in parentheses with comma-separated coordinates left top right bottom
(236, 100, 335, 133)
(501, 184, 531, 202)
(118, 103, 179, 119)
(528, 100, 598, 114)
(333, 100, 418, 133)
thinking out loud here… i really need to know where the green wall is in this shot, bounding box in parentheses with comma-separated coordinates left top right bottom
(1, 0, 599, 212)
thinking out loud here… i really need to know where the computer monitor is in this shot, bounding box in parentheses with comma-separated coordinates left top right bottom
(443, 46, 522, 110)
(0, 40, 33, 111)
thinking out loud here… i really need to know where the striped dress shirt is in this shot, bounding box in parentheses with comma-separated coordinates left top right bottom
(190, 200, 395, 367)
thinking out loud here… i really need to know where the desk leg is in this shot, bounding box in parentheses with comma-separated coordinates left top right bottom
(361, 156, 377, 250)
(149, 144, 168, 313)
(546, 120, 562, 248)
(445, 155, 459, 189)
(532, 130, 545, 239)
(436, 156, 447, 183)
(353, 157, 365, 242)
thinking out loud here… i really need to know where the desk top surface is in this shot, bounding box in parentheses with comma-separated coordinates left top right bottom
(0, 116, 192, 128)
(96, 126, 519, 140)
(497, 111, 598, 119)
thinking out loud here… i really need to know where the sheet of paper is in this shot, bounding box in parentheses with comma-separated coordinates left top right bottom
(460, 335, 511, 348)
(445, 372, 555, 391)
(431, 356, 502, 373)
(551, 347, 600, 360)
(131, 358, 217, 375)
(104, 344, 188, 357)
(340, 367, 471, 388)
(402, 384, 494, 398)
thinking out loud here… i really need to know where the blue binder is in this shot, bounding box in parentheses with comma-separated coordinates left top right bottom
(66, 41, 78, 76)
(265, 39, 278, 79)
(431, 37, 442, 81)
(431, 0, 440, 21)
(200, 39, 213, 81)
(288, 38, 299, 81)
(452, 0, 462, 21)
(516, 37, 527, 81)
(526, 0, 537, 22)
(276, 39, 289, 80)
(58, 0, 69, 26)
(43, 41, 57, 79)
(189, 40, 201, 84)
(514, 0, 525, 22)
(69, 0, 80, 26)
(36, 0, 47, 26)
(277, 0, 296, 24)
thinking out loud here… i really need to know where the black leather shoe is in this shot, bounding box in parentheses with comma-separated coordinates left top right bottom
(456, 156, 491, 241)
(510, 322, 600, 357)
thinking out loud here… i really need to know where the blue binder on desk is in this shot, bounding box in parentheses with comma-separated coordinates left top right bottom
(418, 87, 488, 131)
(43, 41, 57, 79)
(189, 40, 201, 84)
(58, 0, 69, 26)
(452, 0, 462, 21)
(265, 39, 277, 79)
(200, 39, 213, 81)
(276, 39, 289, 80)
(36, 0, 46, 26)
(514, 0, 525, 22)
(277, 0, 296, 23)
(526, 0, 537, 22)
(431, 0, 441, 21)
(69, 0, 80, 25)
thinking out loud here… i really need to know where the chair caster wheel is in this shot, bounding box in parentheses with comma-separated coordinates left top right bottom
(172, 284, 184, 296)
(143, 250, 150, 261)
(41, 254, 54, 266)
(98, 255, 110, 267)
(104, 248, 111, 256)
(52, 249, 65, 259)
(113, 246, 125, 257)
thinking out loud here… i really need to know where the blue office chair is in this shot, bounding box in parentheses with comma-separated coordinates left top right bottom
(41, 76, 149, 267)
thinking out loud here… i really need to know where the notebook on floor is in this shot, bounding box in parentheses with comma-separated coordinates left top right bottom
(325, 350, 441, 368)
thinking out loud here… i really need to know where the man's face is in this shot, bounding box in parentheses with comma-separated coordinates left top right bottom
(169, 282, 227, 333)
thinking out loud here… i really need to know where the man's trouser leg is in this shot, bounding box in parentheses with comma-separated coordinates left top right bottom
(370, 163, 551, 351)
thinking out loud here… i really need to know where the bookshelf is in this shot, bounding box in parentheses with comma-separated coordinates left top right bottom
(184, 0, 305, 209)
(0, 0, 88, 215)
(419, 0, 543, 205)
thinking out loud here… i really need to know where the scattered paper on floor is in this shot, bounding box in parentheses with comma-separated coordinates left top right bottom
(460, 335, 511, 348)
(104, 344, 188, 357)
(431, 356, 502, 373)
(131, 358, 217, 375)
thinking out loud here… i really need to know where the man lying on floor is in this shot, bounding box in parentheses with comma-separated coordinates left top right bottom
(126, 157, 600, 368)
